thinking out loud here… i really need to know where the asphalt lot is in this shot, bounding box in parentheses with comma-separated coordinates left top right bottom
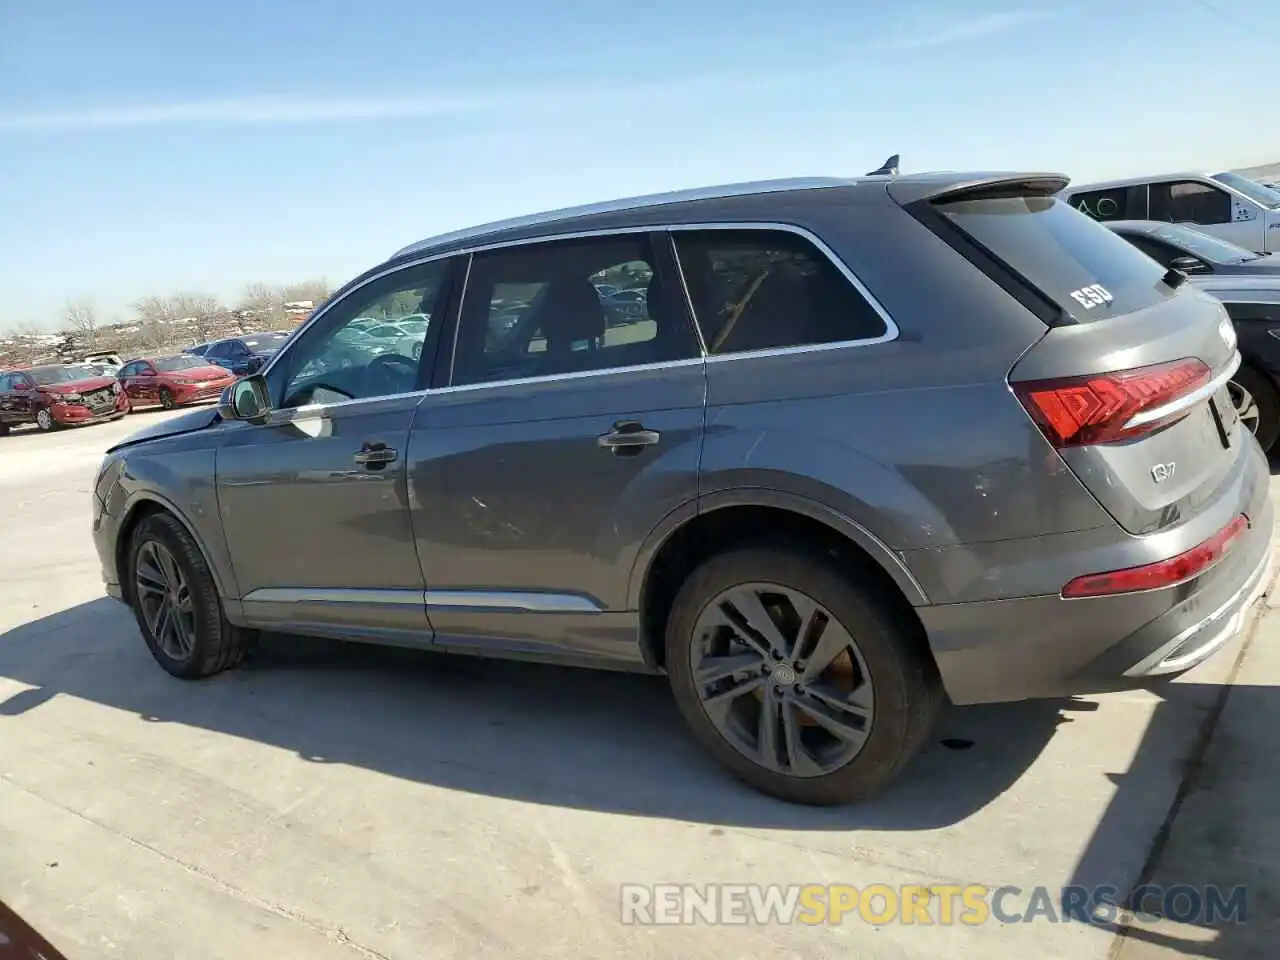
(0, 408, 1275, 959)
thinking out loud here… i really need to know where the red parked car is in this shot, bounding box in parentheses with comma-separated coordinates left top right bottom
(117, 354, 237, 410)
(0, 364, 130, 434)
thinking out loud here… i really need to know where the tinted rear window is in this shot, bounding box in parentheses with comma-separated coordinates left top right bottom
(934, 195, 1171, 322)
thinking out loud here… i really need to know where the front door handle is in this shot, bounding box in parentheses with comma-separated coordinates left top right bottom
(354, 442, 398, 468)
(598, 420, 661, 456)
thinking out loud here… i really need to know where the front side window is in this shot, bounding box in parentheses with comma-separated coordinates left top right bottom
(1150, 181, 1232, 225)
(451, 234, 696, 386)
(279, 259, 451, 407)
(674, 229, 888, 355)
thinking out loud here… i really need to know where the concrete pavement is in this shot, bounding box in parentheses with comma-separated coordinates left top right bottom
(0, 409, 1274, 959)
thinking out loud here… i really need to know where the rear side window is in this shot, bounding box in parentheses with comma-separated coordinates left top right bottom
(933, 195, 1171, 322)
(1068, 185, 1147, 222)
(673, 229, 888, 355)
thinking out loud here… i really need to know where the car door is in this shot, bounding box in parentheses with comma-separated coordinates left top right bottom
(121, 361, 150, 403)
(135, 361, 162, 403)
(215, 257, 456, 643)
(116, 363, 137, 401)
(407, 232, 705, 664)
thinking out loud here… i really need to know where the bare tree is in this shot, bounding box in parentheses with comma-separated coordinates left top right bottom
(236, 282, 284, 328)
(63, 298, 99, 347)
(170, 291, 225, 342)
(281, 279, 332, 306)
(131, 295, 178, 353)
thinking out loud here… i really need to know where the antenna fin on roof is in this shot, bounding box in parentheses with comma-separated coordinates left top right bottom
(867, 154, 900, 177)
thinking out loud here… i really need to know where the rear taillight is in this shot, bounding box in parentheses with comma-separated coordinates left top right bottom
(1013, 358, 1212, 447)
(1062, 514, 1248, 598)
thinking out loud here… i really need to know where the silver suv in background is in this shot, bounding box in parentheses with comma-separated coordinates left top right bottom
(92, 173, 1273, 805)
(1065, 172, 1280, 253)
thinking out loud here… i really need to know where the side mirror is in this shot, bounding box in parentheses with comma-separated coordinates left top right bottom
(218, 374, 271, 424)
(1169, 255, 1207, 274)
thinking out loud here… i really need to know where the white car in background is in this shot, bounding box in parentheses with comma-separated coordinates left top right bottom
(1064, 171, 1280, 253)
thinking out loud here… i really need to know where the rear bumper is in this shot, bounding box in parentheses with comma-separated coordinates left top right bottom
(919, 442, 1275, 705)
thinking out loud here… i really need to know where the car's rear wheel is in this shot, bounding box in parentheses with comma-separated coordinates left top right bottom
(35, 408, 56, 432)
(127, 511, 255, 680)
(159, 387, 176, 410)
(0, 422, 8, 436)
(1228, 363, 1280, 452)
(665, 546, 942, 805)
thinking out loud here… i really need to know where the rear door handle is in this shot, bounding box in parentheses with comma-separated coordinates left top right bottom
(598, 420, 661, 456)
(354, 442, 398, 468)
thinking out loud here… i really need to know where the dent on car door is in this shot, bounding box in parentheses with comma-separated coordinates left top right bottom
(408, 232, 706, 665)
(215, 257, 457, 643)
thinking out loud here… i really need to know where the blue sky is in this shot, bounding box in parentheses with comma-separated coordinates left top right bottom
(1, 0, 1277, 329)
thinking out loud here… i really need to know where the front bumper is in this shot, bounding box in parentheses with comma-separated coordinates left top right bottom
(51, 395, 129, 425)
(172, 381, 233, 404)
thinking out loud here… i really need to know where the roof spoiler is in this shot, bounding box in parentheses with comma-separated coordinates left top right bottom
(888, 173, 1070, 206)
(867, 154, 900, 177)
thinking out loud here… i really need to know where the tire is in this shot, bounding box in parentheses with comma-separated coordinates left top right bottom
(159, 387, 176, 410)
(0, 422, 8, 436)
(665, 546, 942, 805)
(1229, 363, 1280, 453)
(126, 511, 255, 680)
(35, 407, 56, 432)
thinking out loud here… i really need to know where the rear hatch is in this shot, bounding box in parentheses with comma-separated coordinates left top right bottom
(909, 180, 1243, 536)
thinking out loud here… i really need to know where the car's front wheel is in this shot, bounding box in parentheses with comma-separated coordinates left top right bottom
(34, 408, 56, 432)
(159, 387, 176, 410)
(127, 511, 255, 679)
(665, 546, 942, 805)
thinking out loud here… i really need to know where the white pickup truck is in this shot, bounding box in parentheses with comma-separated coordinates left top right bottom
(1063, 171, 1280, 254)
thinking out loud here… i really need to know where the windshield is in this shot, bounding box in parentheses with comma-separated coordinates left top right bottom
(1212, 172, 1280, 209)
(1149, 224, 1260, 263)
(242, 334, 288, 351)
(28, 366, 94, 385)
(154, 355, 208, 372)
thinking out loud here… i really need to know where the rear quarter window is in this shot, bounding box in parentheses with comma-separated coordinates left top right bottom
(933, 195, 1173, 323)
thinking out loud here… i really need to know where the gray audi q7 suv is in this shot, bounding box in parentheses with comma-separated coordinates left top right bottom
(92, 172, 1275, 805)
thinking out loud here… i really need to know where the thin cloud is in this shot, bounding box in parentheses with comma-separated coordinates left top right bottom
(0, 72, 774, 134)
(874, 8, 1071, 52)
